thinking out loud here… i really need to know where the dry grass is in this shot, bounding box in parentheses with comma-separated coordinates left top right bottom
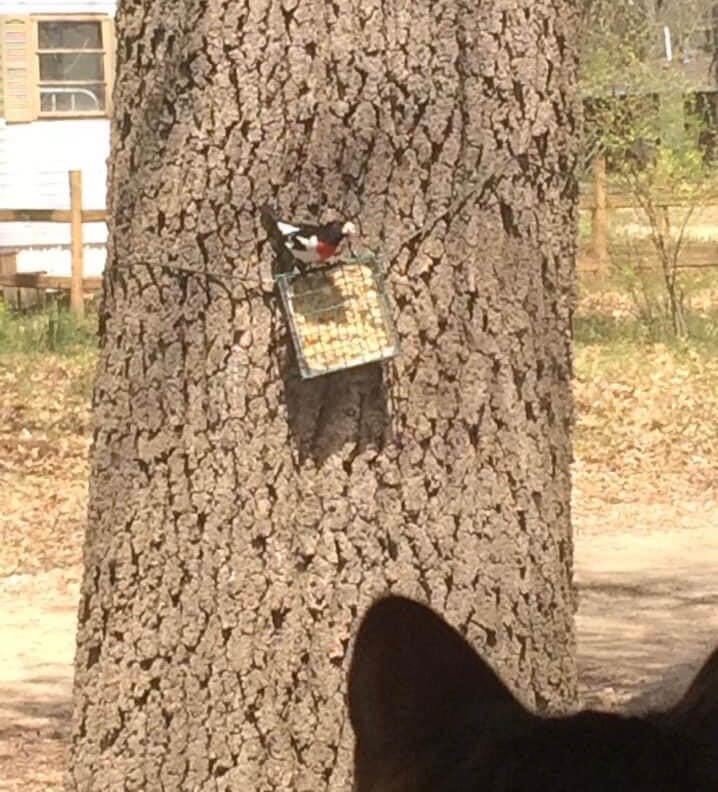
(0, 296, 717, 786)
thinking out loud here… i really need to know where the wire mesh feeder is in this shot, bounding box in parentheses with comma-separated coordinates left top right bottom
(275, 253, 400, 379)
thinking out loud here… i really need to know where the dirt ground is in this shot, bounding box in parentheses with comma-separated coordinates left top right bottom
(574, 465, 718, 712)
(0, 353, 717, 790)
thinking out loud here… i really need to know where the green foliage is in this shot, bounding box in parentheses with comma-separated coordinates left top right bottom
(0, 302, 98, 355)
(580, 0, 717, 173)
(580, 2, 718, 338)
(574, 308, 718, 349)
(576, 262, 718, 349)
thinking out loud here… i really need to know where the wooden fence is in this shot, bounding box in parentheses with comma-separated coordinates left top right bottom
(580, 156, 718, 269)
(0, 170, 106, 317)
(1, 163, 716, 314)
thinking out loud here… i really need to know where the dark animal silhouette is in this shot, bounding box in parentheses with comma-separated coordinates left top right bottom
(348, 595, 718, 792)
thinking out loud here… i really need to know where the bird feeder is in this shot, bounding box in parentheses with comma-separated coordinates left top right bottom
(275, 254, 400, 379)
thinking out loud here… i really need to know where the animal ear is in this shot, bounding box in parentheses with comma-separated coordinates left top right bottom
(348, 595, 524, 791)
(667, 646, 718, 736)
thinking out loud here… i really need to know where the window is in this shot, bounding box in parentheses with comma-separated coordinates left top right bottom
(37, 20, 107, 114)
(1, 15, 114, 122)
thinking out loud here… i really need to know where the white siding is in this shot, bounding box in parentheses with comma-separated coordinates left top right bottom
(0, 117, 109, 272)
(0, 1, 115, 13)
(15, 244, 105, 276)
(0, 1, 115, 274)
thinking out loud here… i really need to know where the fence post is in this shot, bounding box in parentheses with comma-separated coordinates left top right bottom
(591, 155, 609, 266)
(69, 169, 84, 318)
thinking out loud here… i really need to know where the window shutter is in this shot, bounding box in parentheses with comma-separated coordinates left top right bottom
(101, 17, 115, 115)
(1, 16, 34, 123)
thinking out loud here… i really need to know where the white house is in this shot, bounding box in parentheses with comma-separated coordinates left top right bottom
(0, 0, 115, 278)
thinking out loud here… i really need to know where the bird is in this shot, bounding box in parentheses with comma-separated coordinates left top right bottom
(261, 204, 357, 271)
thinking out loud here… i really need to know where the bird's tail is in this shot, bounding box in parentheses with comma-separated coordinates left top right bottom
(260, 203, 277, 235)
(260, 203, 295, 274)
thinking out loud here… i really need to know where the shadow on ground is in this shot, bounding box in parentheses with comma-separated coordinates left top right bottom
(0, 678, 72, 740)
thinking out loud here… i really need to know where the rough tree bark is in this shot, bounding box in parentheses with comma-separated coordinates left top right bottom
(68, 1, 579, 790)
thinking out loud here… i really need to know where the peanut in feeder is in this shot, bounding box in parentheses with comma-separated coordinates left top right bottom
(275, 255, 400, 379)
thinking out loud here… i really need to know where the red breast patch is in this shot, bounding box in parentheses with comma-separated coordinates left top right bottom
(317, 240, 337, 260)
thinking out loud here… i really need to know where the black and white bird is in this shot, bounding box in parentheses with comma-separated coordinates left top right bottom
(261, 204, 357, 270)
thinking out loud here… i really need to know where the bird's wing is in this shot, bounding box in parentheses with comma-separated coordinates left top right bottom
(276, 220, 301, 236)
(293, 234, 317, 250)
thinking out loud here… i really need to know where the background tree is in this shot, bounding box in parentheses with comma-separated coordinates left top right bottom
(68, 1, 580, 790)
(581, 0, 718, 167)
(580, 0, 718, 336)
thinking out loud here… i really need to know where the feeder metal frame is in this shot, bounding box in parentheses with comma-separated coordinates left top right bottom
(275, 253, 400, 379)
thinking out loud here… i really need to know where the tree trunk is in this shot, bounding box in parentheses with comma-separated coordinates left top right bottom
(68, 1, 580, 790)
